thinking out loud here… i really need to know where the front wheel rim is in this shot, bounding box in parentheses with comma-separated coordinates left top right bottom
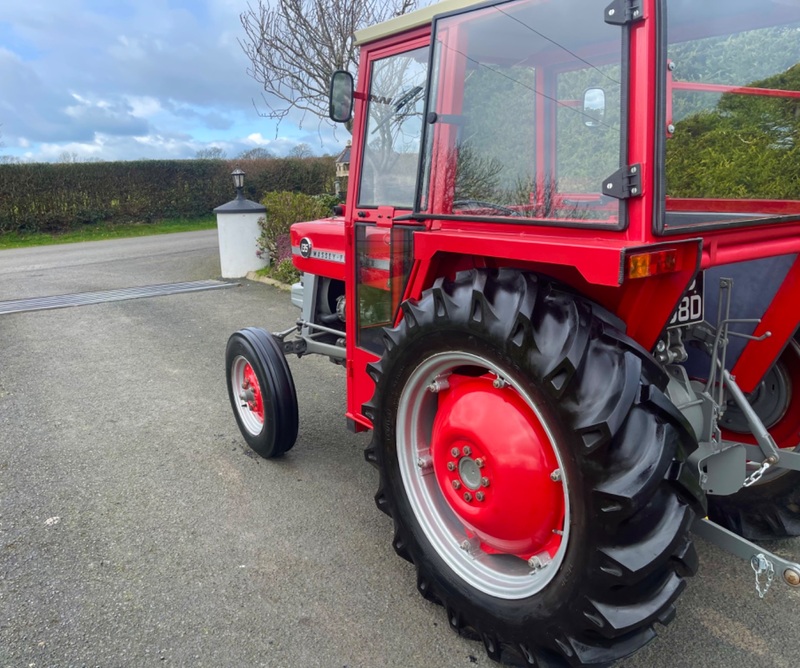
(231, 355, 265, 435)
(396, 351, 570, 600)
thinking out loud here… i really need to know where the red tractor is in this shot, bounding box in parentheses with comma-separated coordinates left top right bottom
(226, 0, 800, 665)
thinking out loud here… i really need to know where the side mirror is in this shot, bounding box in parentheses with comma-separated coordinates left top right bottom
(582, 88, 606, 128)
(329, 70, 354, 123)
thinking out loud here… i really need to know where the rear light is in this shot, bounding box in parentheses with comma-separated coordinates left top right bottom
(626, 249, 678, 279)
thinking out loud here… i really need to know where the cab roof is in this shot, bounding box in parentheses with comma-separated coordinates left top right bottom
(354, 0, 487, 45)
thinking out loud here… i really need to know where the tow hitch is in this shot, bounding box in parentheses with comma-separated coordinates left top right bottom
(693, 518, 800, 598)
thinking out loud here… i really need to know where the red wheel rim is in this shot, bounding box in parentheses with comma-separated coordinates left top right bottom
(231, 355, 266, 435)
(242, 363, 264, 424)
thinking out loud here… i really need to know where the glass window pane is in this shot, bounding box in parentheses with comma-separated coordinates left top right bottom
(358, 46, 429, 208)
(356, 224, 417, 354)
(421, 0, 623, 224)
(665, 0, 800, 228)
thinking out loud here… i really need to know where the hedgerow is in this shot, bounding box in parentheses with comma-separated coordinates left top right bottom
(0, 157, 335, 233)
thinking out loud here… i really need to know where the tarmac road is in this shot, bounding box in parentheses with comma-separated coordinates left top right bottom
(1, 231, 799, 668)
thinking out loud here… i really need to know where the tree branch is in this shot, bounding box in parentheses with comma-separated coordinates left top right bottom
(239, 0, 420, 132)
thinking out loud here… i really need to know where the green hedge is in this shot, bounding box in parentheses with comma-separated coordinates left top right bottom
(0, 157, 335, 233)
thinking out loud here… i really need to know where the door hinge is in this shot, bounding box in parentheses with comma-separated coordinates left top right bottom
(604, 0, 644, 26)
(602, 164, 642, 200)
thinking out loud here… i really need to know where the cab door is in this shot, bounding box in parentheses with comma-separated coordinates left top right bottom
(345, 38, 430, 427)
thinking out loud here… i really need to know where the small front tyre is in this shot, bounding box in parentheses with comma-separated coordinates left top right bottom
(226, 327, 299, 458)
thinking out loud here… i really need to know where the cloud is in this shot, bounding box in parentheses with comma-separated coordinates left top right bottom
(64, 94, 150, 138)
(0, 0, 314, 161)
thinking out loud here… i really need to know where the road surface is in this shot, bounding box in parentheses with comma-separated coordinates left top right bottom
(1, 231, 798, 667)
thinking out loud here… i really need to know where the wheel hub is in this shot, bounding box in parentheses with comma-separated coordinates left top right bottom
(458, 456, 483, 490)
(431, 374, 565, 558)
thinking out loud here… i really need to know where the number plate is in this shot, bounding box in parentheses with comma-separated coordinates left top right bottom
(668, 273, 704, 328)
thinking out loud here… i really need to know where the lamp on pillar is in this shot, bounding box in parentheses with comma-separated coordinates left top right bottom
(231, 168, 245, 200)
(214, 167, 266, 278)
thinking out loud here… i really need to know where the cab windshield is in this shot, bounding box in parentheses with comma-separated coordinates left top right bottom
(419, 0, 625, 226)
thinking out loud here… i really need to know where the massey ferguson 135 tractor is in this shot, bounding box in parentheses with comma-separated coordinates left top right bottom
(226, 0, 800, 664)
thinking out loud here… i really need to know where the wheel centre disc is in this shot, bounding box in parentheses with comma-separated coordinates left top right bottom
(430, 373, 565, 557)
(243, 363, 264, 421)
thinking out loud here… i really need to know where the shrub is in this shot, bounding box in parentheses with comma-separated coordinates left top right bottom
(257, 191, 335, 284)
(271, 258, 302, 285)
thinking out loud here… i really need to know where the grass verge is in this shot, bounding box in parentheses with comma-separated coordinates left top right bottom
(0, 216, 217, 250)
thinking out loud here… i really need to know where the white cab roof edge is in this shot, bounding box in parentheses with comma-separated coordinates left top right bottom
(354, 0, 490, 45)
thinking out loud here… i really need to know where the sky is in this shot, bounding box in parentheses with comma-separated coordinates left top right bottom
(0, 0, 344, 162)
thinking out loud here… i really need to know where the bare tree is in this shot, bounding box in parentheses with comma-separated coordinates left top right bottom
(288, 143, 314, 158)
(237, 147, 274, 160)
(239, 0, 418, 132)
(195, 146, 227, 160)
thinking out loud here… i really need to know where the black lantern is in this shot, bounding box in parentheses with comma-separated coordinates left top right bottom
(231, 168, 245, 198)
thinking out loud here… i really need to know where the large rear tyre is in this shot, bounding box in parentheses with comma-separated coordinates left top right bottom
(708, 339, 800, 540)
(364, 270, 705, 667)
(226, 327, 299, 458)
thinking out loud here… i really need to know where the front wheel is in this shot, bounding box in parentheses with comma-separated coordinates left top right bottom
(226, 327, 298, 458)
(364, 270, 704, 667)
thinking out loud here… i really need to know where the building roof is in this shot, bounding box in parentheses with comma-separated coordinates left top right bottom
(335, 141, 352, 165)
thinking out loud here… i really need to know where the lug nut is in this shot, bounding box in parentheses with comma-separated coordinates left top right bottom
(451, 448, 460, 457)
(427, 377, 450, 393)
(475, 458, 485, 469)
(481, 477, 490, 488)
(447, 462, 456, 471)
(476, 492, 485, 502)
(452, 480, 462, 490)
(462, 446, 471, 456)
(528, 553, 551, 571)
(463, 492, 473, 502)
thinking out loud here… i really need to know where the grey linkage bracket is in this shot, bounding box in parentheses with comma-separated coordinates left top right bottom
(604, 0, 644, 26)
